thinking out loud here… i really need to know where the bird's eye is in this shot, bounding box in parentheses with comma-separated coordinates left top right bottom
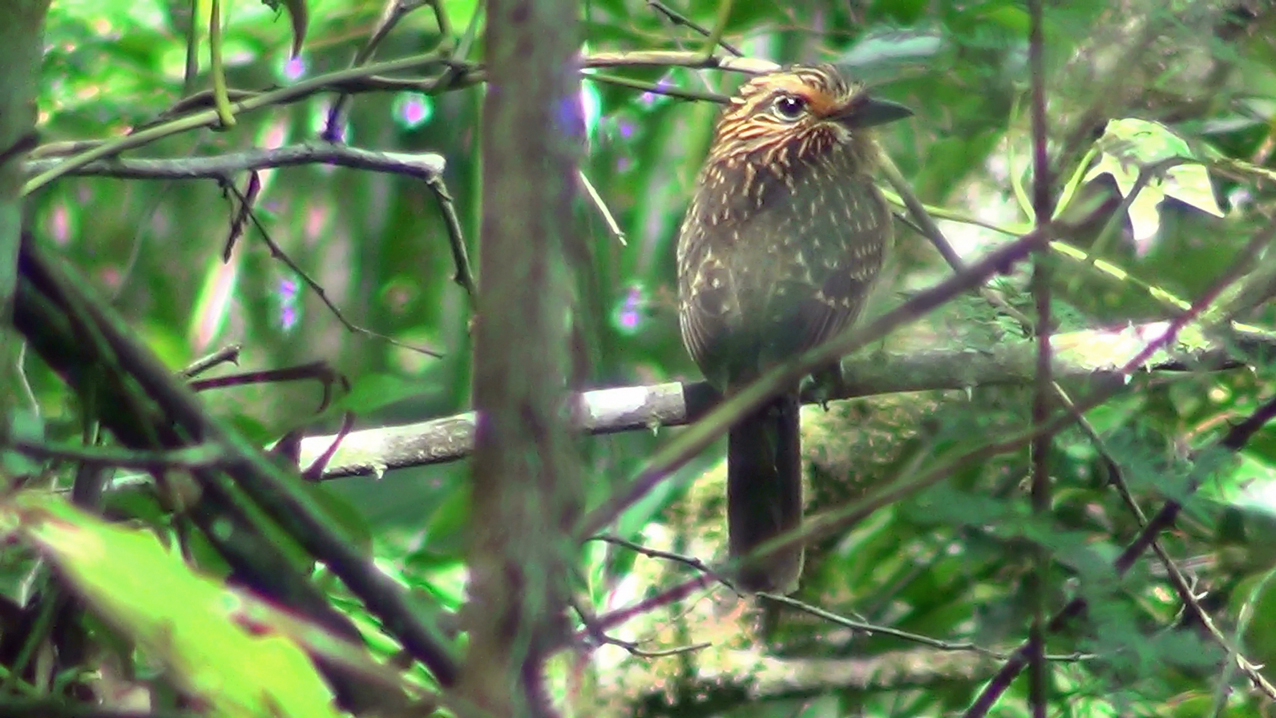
(773, 94, 807, 120)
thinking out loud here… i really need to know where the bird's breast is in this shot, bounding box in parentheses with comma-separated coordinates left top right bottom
(677, 146, 891, 383)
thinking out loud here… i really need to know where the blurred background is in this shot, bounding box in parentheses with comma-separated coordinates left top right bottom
(20, 0, 1276, 715)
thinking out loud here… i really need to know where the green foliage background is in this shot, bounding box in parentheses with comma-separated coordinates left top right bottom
(12, 0, 1276, 716)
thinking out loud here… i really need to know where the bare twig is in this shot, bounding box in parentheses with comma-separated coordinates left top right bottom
(576, 169, 626, 246)
(579, 574, 718, 638)
(179, 343, 242, 378)
(221, 180, 445, 357)
(423, 173, 477, 298)
(647, 0, 743, 56)
(25, 142, 478, 309)
(321, 0, 437, 140)
(759, 593, 1094, 662)
(25, 141, 446, 182)
(590, 534, 729, 583)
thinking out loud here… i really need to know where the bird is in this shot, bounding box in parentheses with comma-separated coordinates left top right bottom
(676, 64, 911, 593)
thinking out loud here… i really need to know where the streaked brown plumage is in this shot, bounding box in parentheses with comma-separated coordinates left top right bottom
(676, 64, 911, 593)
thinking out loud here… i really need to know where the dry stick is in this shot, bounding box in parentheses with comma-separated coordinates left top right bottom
(760, 593, 1094, 662)
(25, 143, 480, 303)
(581, 573, 717, 637)
(589, 535, 728, 584)
(294, 317, 1273, 479)
(24, 142, 447, 181)
(423, 172, 477, 298)
(576, 168, 627, 245)
(179, 343, 241, 378)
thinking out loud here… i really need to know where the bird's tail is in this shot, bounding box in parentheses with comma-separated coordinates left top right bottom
(727, 392, 803, 593)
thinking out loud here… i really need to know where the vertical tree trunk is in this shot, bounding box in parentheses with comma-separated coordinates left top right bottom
(462, 0, 583, 714)
(0, 1, 50, 448)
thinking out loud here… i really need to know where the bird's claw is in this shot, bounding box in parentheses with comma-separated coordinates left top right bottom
(800, 367, 840, 411)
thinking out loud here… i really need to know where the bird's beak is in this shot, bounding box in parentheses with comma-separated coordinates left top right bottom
(832, 96, 913, 129)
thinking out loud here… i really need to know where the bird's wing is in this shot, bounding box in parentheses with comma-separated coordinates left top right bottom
(677, 207, 740, 388)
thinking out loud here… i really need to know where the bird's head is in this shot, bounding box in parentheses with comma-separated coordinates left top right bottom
(706, 64, 912, 172)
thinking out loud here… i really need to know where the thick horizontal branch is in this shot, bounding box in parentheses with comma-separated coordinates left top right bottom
(299, 320, 1273, 479)
(24, 142, 445, 181)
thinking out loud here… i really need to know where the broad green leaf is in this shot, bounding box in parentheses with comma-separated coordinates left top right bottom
(1083, 118, 1224, 247)
(2, 493, 344, 718)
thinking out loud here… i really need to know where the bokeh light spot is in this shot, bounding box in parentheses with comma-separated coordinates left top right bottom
(393, 93, 434, 129)
(611, 284, 647, 335)
(283, 55, 306, 81)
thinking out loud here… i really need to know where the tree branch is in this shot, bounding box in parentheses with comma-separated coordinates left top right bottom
(298, 319, 1271, 479)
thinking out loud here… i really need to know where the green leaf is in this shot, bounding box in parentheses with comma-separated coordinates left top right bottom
(1083, 118, 1224, 246)
(337, 373, 428, 414)
(3, 493, 343, 718)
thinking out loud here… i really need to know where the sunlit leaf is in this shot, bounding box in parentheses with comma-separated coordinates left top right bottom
(1083, 118, 1224, 250)
(2, 493, 343, 718)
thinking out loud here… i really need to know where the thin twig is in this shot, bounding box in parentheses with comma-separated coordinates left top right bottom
(571, 594, 710, 657)
(577, 574, 717, 639)
(24, 50, 778, 195)
(189, 361, 345, 413)
(878, 151, 1033, 330)
(322, 0, 436, 140)
(25, 141, 446, 182)
(576, 169, 626, 246)
(179, 343, 242, 378)
(423, 173, 477, 298)
(759, 594, 1094, 662)
(647, 0, 743, 56)
(586, 71, 728, 104)
(697, 0, 735, 62)
(590, 535, 729, 583)
(221, 181, 445, 357)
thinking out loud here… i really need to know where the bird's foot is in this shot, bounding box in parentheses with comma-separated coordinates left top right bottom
(800, 365, 842, 411)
